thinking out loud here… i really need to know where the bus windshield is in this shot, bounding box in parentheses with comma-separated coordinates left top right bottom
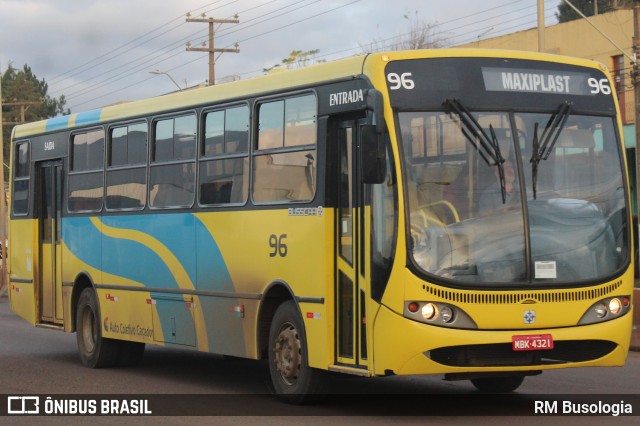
(399, 108, 628, 287)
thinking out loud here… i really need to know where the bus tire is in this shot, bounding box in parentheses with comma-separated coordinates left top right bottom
(470, 375, 525, 393)
(76, 288, 120, 368)
(268, 300, 325, 404)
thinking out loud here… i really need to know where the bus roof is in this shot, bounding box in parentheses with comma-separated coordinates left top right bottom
(12, 48, 607, 139)
(12, 55, 368, 139)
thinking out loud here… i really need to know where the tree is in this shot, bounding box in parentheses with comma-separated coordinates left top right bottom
(263, 49, 324, 74)
(396, 10, 448, 50)
(1, 64, 69, 171)
(556, 0, 622, 23)
(360, 11, 449, 53)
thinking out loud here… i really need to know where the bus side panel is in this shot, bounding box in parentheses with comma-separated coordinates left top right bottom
(98, 214, 197, 347)
(8, 219, 37, 325)
(195, 214, 247, 356)
(59, 210, 333, 366)
(61, 216, 103, 328)
(62, 216, 103, 285)
(97, 287, 155, 344)
(198, 209, 333, 368)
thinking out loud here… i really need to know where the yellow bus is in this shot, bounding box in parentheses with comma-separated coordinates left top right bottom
(8, 49, 633, 403)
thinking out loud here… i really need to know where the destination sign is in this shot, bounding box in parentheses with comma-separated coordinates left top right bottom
(481, 67, 608, 96)
(384, 57, 616, 113)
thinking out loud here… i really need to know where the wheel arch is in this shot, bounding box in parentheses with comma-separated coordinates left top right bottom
(69, 271, 97, 333)
(257, 280, 302, 359)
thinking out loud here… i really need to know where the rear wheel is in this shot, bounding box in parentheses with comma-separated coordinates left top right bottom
(268, 301, 325, 404)
(76, 288, 120, 368)
(470, 375, 525, 393)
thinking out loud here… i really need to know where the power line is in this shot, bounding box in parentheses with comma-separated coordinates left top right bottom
(231, 0, 361, 45)
(214, 0, 322, 39)
(49, 0, 231, 85)
(55, 0, 312, 99)
(64, 0, 564, 110)
(234, 0, 548, 77)
(62, 0, 333, 103)
(74, 0, 522, 100)
(68, 0, 359, 108)
(49, 0, 242, 94)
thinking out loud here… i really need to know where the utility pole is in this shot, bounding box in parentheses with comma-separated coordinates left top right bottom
(633, 2, 640, 206)
(537, 0, 545, 52)
(186, 13, 240, 86)
(0, 75, 6, 295)
(629, 0, 640, 351)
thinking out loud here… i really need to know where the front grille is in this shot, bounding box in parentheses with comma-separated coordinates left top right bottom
(422, 281, 622, 305)
(428, 340, 617, 367)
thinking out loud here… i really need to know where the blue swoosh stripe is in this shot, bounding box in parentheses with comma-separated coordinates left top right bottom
(63, 216, 178, 289)
(64, 214, 234, 292)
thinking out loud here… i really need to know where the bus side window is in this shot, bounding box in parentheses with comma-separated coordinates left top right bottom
(199, 105, 249, 206)
(13, 141, 30, 216)
(150, 114, 196, 209)
(69, 129, 104, 213)
(106, 122, 148, 211)
(253, 94, 317, 203)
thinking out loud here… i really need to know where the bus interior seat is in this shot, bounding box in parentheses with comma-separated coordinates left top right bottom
(414, 163, 463, 223)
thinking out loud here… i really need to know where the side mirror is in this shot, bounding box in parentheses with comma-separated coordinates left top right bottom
(366, 89, 386, 134)
(361, 124, 386, 184)
(362, 89, 387, 184)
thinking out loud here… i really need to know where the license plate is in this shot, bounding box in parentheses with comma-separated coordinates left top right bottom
(512, 334, 554, 351)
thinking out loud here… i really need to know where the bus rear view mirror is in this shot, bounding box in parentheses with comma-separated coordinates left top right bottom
(362, 89, 387, 184)
(361, 124, 386, 184)
(366, 89, 386, 134)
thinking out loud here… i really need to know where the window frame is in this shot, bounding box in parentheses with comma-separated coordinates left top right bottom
(105, 120, 149, 212)
(12, 140, 31, 216)
(149, 111, 197, 210)
(252, 91, 318, 205)
(198, 102, 250, 207)
(68, 127, 105, 213)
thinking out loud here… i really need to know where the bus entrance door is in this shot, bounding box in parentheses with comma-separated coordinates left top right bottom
(37, 161, 64, 325)
(335, 120, 370, 372)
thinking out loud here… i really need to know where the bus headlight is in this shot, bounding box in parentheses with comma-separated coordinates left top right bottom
(404, 301, 477, 329)
(421, 303, 438, 320)
(594, 303, 607, 318)
(609, 298, 622, 315)
(440, 306, 454, 323)
(578, 296, 631, 325)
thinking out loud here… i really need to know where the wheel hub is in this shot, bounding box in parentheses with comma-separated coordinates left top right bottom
(273, 324, 301, 385)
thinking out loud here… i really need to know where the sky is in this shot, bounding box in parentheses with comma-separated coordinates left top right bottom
(0, 0, 560, 113)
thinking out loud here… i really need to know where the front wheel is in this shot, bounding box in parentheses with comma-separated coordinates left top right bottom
(268, 301, 325, 404)
(76, 288, 120, 368)
(470, 375, 525, 393)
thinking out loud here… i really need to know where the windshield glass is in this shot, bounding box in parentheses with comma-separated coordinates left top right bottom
(399, 109, 628, 287)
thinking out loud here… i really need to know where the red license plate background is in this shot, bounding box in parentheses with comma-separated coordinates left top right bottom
(512, 334, 554, 351)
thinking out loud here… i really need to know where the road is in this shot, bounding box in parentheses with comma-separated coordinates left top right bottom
(0, 296, 638, 424)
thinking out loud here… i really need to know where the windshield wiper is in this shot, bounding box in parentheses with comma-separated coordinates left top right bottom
(530, 101, 573, 199)
(444, 98, 507, 203)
